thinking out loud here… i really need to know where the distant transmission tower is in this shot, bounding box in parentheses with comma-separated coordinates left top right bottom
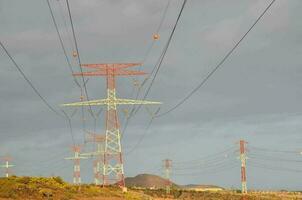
(81, 132, 105, 185)
(0, 155, 14, 177)
(239, 140, 247, 194)
(163, 159, 172, 194)
(65, 145, 88, 184)
(62, 63, 161, 187)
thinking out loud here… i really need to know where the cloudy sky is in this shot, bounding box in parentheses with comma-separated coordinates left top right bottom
(1, 0, 302, 190)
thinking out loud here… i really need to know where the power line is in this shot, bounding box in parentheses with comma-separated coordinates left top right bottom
(134, 0, 188, 115)
(122, 0, 188, 152)
(65, 0, 96, 121)
(45, 0, 80, 86)
(124, 118, 154, 156)
(173, 156, 234, 169)
(248, 153, 302, 163)
(121, 0, 172, 137)
(61, 109, 76, 146)
(57, 0, 77, 54)
(155, 0, 277, 118)
(45, 0, 88, 146)
(0, 41, 63, 117)
(173, 157, 236, 171)
(173, 146, 236, 165)
(61, 0, 99, 149)
(249, 161, 302, 173)
(248, 145, 300, 154)
(173, 162, 237, 176)
(141, 0, 172, 65)
(124, 106, 160, 155)
(124, 0, 276, 155)
(1, 34, 77, 151)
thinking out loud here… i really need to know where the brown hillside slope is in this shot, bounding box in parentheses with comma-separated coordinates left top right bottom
(125, 174, 177, 188)
(139, 189, 302, 200)
(0, 176, 149, 200)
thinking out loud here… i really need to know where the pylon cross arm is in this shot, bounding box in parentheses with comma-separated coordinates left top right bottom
(61, 98, 161, 107)
(81, 63, 142, 69)
(80, 151, 103, 157)
(73, 69, 146, 77)
(115, 99, 162, 105)
(0, 165, 14, 168)
(64, 156, 88, 160)
(61, 99, 107, 107)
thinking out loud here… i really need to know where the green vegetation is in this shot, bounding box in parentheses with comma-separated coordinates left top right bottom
(0, 176, 147, 200)
(132, 188, 302, 200)
(1, 176, 301, 200)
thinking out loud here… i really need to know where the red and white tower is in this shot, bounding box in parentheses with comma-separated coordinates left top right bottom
(163, 159, 172, 194)
(65, 145, 87, 184)
(62, 63, 161, 187)
(81, 133, 105, 185)
(239, 140, 247, 194)
(0, 155, 14, 178)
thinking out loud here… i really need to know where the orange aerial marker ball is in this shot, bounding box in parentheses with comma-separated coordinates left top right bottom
(153, 34, 160, 40)
(72, 51, 78, 57)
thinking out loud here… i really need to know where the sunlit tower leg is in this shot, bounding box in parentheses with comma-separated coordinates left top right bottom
(93, 160, 101, 185)
(96, 143, 104, 185)
(74, 159, 81, 184)
(92, 156, 104, 185)
(239, 140, 247, 194)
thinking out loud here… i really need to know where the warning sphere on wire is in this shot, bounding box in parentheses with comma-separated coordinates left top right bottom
(153, 34, 160, 40)
(72, 51, 78, 57)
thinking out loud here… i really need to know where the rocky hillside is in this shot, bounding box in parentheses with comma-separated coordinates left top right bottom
(125, 174, 178, 189)
(0, 176, 146, 200)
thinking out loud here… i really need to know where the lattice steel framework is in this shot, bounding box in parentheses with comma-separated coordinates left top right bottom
(163, 159, 172, 194)
(81, 132, 105, 185)
(62, 63, 161, 187)
(239, 140, 247, 194)
(65, 146, 88, 184)
(0, 155, 14, 178)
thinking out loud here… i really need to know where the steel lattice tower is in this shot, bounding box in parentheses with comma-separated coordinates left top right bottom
(65, 145, 88, 184)
(81, 132, 105, 185)
(0, 155, 14, 178)
(163, 159, 172, 194)
(62, 63, 161, 187)
(239, 140, 247, 194)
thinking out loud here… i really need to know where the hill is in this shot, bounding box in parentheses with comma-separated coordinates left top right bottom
(1, 176, 301, 200)
(0, 176, 147, 200)
(125, 174, 178, 189)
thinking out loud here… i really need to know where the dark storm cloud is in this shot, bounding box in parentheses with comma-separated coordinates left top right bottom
(1, 0, 302, 190)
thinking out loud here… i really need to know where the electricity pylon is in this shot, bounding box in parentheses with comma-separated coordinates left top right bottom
(163, 159, 172, 194)
(239, 140, 247, 194)
(62, 63, 161, 187)
(81, 132, 105, 185)
(65, 145, 88, 184)
(0, 155, 14, 177)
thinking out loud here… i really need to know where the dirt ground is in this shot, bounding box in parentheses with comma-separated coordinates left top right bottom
(138, 190, 302, 200)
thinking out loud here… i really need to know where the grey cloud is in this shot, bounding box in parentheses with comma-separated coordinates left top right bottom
(0, 0, 302, 189)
